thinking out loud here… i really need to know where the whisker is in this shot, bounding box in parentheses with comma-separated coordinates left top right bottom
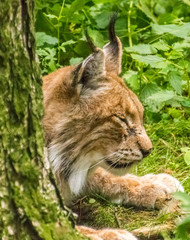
(68, 151, 119, 175)
(104, 155, 122, 172)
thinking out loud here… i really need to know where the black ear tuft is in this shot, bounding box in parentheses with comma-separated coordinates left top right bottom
(84, 28, 97, 52)
(103, 14, 122, 75)
(109, 13, 118, 43)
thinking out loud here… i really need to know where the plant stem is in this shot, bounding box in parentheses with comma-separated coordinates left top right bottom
(128, 0, 133, 47)
(82, 9, 90, 22)
(57, 0, 66, 65)
(134, 25, 151, 34)
(185, 68, 190, 98)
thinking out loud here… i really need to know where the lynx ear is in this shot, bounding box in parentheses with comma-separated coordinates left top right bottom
(103, 15, 122, 75)
(73, 48, 105, 89)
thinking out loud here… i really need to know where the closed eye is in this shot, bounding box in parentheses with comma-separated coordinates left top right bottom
(113, 114, 129, 127)
(118, 116, 129, 127)
(119, 117, 127, 124)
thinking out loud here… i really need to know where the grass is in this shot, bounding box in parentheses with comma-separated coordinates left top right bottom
(136, 119, 190, 193)
(71, 118, 190, 239)
(72, 195, 178, 229)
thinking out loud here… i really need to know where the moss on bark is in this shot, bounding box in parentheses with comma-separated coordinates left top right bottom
(0, 1, 86, 239)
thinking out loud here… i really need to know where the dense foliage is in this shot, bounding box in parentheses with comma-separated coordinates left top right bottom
(34, 0, 190, 238)
(35, 0, 190, 123)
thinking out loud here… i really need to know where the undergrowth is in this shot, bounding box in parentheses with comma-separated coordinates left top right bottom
(137, 120, 190, 193)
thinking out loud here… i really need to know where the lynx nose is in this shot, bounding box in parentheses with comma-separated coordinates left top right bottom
(141, 148, 152, 158)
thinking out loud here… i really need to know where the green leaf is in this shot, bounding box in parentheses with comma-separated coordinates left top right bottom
(74, 41, 91, 56)
(88, 28, 104, 47)
(36, 32, 58, 47)
(168, 71, 182, 95)
(151, 23, 190, 39)
(181, 147, 190, 153)
(44, 14, 58, 20)
(179, 216, 190, 227)
(181, 99, 190, 107)
(174, 192, 190, 211)
(145, 90, 175, 112)
(148, 90, 175, 102)
(168, 108, 182, 118)
(36, 49, 48, 56)
(65, 0, 92, 16)
(183, 0, 190, 6)
(152, 40, 170, 51)
(58, 46, 66, 53)
(61, 40, 76, 46)
(58, 40, 76, 53)
(93, 0, 118, 3)
(48, 60, 57, 71)
(44, 48, 57, 58)
(131, 54, 167, 68)
(136, 0, 157, 24)
(95, 12, 111, 29)
(184, 151, 190, 165)
(178, 60, 190, 73)
(70, 57, 83, 65)
(168, 50, 183, 60)
(173, 40, 190, 51)
(140, 83, 160, 101)
(89, 198, 96, 204)
(122, 71, 139, 91)
(125, 44, 157, 55)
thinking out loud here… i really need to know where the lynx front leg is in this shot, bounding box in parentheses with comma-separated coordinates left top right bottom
(76, 225, 137, 240)
(86, 168, 184, 210)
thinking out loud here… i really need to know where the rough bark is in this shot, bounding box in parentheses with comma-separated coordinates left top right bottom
(0, 1, 85, 239)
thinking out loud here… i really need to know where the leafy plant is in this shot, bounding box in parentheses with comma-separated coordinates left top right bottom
(174, 192, 190, 239)
(181, 147, 190, 166)
(35, 0, 190, 122)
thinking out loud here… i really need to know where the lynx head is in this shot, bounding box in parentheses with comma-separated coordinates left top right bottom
(43, 16, 152, 196)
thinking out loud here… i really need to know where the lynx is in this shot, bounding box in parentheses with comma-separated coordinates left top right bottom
(43, 16, 183, 240)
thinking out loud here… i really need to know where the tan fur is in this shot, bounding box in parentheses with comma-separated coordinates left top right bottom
(42, 18, 183, 240)
(76, 226, 137, 240)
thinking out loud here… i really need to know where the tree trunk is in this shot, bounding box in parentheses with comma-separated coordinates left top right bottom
(0, 1, 85, 239)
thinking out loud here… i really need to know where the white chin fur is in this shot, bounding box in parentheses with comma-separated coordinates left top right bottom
(68, 152, 104, 196)
(48, 143, 104, 196)
(68, 160, 91, 196)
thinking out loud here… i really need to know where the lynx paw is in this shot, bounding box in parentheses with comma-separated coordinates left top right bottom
(77, 226, 137, 240)
(136, 173, 184, 210)
(119, 173, 184, 210)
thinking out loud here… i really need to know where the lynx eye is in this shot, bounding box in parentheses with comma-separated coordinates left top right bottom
(119, 117, 127, 123)
(113, 114, 128, 126)
(118, 116, 129, 126)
